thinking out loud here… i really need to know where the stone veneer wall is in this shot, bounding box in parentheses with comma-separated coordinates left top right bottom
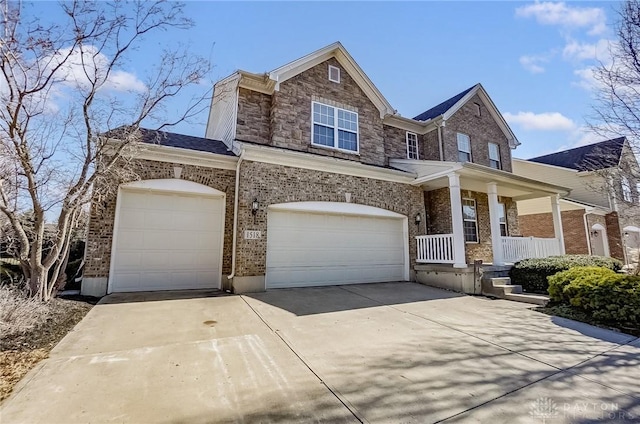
(424, 187, 518, 264)
(234, 160, 425, 277)
(269, 57, 387, 166)
(84, 160, 236, 280)
(236, 87, 271, 144)
(442, 94, 513, 172)
(422, 129, 441, 161)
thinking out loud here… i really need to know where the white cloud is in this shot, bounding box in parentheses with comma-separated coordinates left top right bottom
(48, 45, 146, 93)
(562, 38, 611, 62)
(516, 2, 607, 35)
(519, 54, 549, 74)
(503, 111, 577, 131)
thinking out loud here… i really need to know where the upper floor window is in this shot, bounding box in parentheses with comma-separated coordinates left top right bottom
(498, 203, 508, 236)
(312, 101, 358, 152)
(328, 65, 340, 83)
(406, 132, 419, 159)
(462, 198, 479, 243)
(457, 133, 471, 162)
(488, 143, 501, 169)
(621, 176, 632, 202)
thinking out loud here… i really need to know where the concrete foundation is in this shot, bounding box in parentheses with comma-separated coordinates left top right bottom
(414, 264, 480, 294)
(80, 277, 108, 297)
(232, 275, 266, 293)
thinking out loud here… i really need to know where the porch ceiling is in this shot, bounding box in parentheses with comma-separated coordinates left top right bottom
(389, 160, 570, 201)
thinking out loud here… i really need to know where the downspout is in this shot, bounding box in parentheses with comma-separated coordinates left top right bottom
(437, 120, 444, 161)
(583, 211, 592, 255)
(227, 148, 245, 288)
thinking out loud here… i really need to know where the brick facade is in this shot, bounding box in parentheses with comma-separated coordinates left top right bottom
(236, 88, 271, 144)
(84, 160, 236, 280)
(424, 187, 518, 264)
(605, 212, 625, 260)
(442, 94, 513, 172)
(520, 210, 589, 255)
(234, 161, 425, 277)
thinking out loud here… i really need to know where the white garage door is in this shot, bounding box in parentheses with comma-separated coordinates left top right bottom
(266, 203, 407, 289)
(110, 185, 224, 292)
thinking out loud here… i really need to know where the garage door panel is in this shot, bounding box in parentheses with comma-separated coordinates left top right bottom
(266, 208, 406, 288)
(111, 188, 223, 292)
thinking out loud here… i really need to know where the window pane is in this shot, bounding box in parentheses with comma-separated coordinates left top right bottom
(459, 151, 471, 162)
(489, 143, 499, 160)
(407, 133, 418, 159)
(338, 130, 357, 151)
(313, 104, 334, 126)
(464, 221, 478, 242)
(457, 133, 470, 152)
(338, 110, 357, 131)
(313, 124, 334, 146)
(462, 199, 476, 220)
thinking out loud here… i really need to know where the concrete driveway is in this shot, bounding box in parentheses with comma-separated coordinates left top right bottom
(1, 283, 638, 423)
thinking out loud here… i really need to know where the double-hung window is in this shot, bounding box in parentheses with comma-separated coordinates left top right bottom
(498, 203, 508, 236)
(488, 143, 501, 169)
(312, 102, 358, 153)
(462, 198, 479, 243)
(457, 133, 471, 162)
(406, 132, 419, 159)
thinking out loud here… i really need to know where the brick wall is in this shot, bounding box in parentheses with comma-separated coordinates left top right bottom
(422, 129, 441, 161)
(605, 212, 625, 260)
(234, 161, 425, 277)
(268, 57, 387, 166)
(442, 94, 513, 172)
(236, 88, 271, 144)
(383, 124, 409, 163)
(84, 160, 236, 279)
(520, 210, 589, 254)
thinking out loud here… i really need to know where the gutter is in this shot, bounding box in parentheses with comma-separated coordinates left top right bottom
(226, 149, 245, 287)
(583, 211, 592, 255)
(436, 120, 444, 161)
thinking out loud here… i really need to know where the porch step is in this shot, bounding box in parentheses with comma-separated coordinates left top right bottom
(492, 284, 522, 294)
(491, 277, 512, 285)
(503, 293, 549, 306)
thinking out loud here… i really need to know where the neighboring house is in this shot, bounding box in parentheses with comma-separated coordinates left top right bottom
(82, 42, 567, 297)
(513, 137, 640, 264)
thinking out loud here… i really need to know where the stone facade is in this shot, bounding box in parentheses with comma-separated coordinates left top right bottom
(424, 187, 518, 264)
(442, 94, 513, 172)
(236, 88, 271, 144)
(422, 129, 441, 161)
(83, 160, 236, 283)
(234, 161, 425, 278)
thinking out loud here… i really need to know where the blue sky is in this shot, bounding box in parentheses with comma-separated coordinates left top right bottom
(35, 1, 623, 159)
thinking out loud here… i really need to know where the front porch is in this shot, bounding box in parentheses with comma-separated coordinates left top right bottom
(391, 159, 570, 268)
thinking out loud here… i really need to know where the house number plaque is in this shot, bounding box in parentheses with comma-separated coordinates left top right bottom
(244, 230, 262, 240)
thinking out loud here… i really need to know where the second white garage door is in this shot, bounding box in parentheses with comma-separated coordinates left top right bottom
(266, 203, 408, 289)
(109, 180, 225, 293)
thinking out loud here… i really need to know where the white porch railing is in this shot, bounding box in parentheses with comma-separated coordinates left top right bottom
(416, 234, 455, 264)
(501, 236, 561, 263)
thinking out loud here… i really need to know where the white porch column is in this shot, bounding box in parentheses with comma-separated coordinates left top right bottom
(486, 182, 505, 266)
(550, 194, 566, 255)
(448, 173, 467, 268)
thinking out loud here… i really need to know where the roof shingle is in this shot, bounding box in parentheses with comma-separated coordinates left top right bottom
(413, 85, 476, 121)
(528, 137, 626, 171)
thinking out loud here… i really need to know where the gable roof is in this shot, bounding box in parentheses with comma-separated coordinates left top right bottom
(106, 127, 236, 156)
(412, 83, 520, 148)
(413, 85, 475, 121)
(528, 137, 626, 171)
(221, 42, 395, 119)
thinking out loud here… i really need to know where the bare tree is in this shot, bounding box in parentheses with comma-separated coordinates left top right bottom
(0, 1, 211, 301)
(590, 0, 640, 150)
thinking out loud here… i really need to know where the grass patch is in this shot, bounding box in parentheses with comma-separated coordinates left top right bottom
(535, 303, 640, 337)
(0, 287, 96, 402)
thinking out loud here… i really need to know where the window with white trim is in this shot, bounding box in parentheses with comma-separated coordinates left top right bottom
(498, 202, 508, 236)
(622, 176, 632, 202)
(406, 132, 419, 159)
(457, 133, 471, 162)
(488, 142, 501, 169)
(462, 198, 479, 243)
(328, 65, 340, 83)
(312, 101, 358, 152)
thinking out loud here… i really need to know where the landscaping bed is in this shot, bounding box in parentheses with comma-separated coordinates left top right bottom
(0, 289, 96, 402)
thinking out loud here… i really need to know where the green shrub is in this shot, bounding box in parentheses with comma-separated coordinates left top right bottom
(547, 266, 640, 326)
(510, 255, 623, 294)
